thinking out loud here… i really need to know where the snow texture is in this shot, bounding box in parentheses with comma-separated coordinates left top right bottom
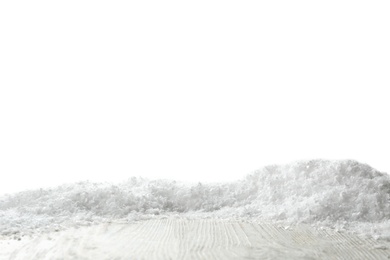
(1, 159, 390, 240)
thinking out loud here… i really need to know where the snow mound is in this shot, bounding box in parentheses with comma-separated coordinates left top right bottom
(1, 159, 390, 239)
(241, 159, 390, 222)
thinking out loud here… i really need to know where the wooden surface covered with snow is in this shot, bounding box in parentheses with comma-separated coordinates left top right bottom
(2, 219, 390, 259)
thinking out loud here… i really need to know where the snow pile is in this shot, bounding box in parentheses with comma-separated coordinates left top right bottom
(237, 160, 390, 223)
(1, 160, 390, 239)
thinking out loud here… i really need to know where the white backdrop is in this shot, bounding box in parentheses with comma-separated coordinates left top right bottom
(1, 1, 389, 194)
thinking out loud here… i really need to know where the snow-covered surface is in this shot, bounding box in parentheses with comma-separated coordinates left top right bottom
(2, 219, 390, 260)
(1, 159, 390, 241)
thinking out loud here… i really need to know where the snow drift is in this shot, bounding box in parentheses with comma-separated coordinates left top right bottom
(1, 159, 390, 239)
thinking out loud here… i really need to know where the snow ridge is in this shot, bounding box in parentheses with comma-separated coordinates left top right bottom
(1, 159, 390, 239)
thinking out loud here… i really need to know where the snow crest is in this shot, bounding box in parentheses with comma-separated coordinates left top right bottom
(1, 160, 390, 239)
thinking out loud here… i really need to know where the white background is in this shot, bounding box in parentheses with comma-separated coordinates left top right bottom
(1, 1, 389, 194)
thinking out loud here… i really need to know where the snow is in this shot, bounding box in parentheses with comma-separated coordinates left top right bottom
(1, 159, 390, 241)
(4, 219, 390, 260)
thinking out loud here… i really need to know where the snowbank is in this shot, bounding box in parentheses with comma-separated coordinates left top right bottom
(1, 160, 390, 240)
